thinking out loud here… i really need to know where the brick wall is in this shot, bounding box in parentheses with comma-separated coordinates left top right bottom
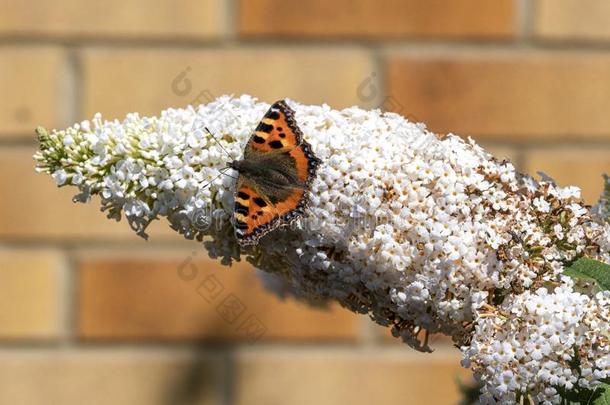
(0, 1, 608, 404)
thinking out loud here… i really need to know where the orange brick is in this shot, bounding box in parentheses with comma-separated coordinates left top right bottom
(0, 350, 223, 405)
(386, 54, 610, 140)
(523, 147, 610, 204)
(81, 48, 377, 121)
(239, 0, 514, 39)
(536, 0, 610, 41)
(234, 348, 472, 405)
(0, 47, 64, 138)
(0, 0, 224, 40)
(0, 146, 184, 242)
(0, 250, 63, 339)
(77, 254, 359, 341)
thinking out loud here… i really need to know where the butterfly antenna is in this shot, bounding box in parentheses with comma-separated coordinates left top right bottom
(199, 167, 235, 191)
(218, 166, 239, 180)
(204, 126, 233, 160)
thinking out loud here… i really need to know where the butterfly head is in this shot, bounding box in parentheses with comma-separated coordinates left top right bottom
(227, 159, 262, 177)
(227, 159, 242, 172)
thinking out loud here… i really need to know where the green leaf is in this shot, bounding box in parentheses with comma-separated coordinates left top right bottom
(558, 382, 609, 405)
(564, 257, 610, 292)
(591, 383, 610, 405)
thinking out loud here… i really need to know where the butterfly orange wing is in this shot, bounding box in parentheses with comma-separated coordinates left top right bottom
(234, 100, 320, 245)
(244, 100, 302, 155)
(233, 182, 306, 242)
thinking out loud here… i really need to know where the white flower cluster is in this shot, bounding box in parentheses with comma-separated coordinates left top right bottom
(464, 282, 610, 404)
(35, 95, 610, 403)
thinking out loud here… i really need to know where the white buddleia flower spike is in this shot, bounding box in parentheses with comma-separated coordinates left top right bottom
(35, 95, 610, 404)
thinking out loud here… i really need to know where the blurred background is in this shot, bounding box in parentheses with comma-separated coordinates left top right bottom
(0, 0, 609, 404)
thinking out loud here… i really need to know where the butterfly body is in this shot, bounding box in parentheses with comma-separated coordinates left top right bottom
(229, 153, 303, 199)
(229, 100, 320, 245)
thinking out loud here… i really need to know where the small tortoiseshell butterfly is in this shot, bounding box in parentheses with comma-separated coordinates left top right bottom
(227, 100, 321, 245)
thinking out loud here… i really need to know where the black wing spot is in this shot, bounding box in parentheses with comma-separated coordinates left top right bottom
(235, 220, 249, 230)
(279, 132, 286, 138)
(269, 140, 283, 149)
(237, 191, 250, 200)
(257, 211, 263, 216)
(235, 202, 249, 215)
(253, 197, 267, 207)
(253, 135, 266, 144)
(257, 123, 274, 133)
(267, 111, 280, 120)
